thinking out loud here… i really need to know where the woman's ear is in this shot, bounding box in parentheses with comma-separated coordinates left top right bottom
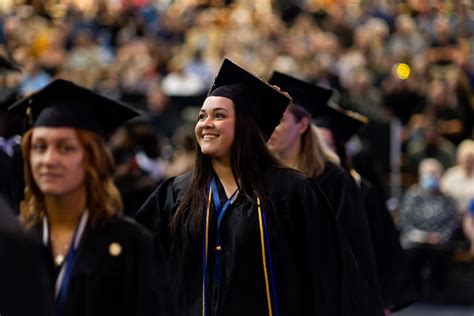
(298, 117, 310, 135)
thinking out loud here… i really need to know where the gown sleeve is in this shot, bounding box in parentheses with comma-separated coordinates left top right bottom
(0, 197, 54, 316)
(294, 177, 342, 316)
(140, 223, 177, 316)
(299, 177, 385, 316)
(361, 179, 416, 311)
(114, 219, 174, 316)
(135, 175, 189, 316)
(337, 176, 385, 314)
(135, 175, 184, 254)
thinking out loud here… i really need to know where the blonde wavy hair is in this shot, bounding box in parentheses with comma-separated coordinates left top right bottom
(20, 128, 123, 228)
(286, 103, 329, 178)
(278, 103, 342, 178)
(313, 125, 341, 167)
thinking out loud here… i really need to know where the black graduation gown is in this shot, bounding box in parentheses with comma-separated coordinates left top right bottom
(136, 167, 379, 316)
(359, 179, 416, 311)
(0, 143, 24, 213)
(32, 215, 174, 316)
(315, 162, 385, 314)
(0, 196, 54, 316)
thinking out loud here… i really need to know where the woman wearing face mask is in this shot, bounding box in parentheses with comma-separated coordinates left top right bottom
(136, 59, 360, 316)
(398, 158, 459, 297)
(9, 79, 173, 316)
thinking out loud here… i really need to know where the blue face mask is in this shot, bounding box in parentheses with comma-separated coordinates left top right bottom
(420, 174, 439, 191)
(468, 198, 474, 215)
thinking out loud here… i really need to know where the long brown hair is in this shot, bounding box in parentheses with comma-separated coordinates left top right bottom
(287, 103, 326, 178)
(170, 99, 284, 238)
(20, 128, 123, 228)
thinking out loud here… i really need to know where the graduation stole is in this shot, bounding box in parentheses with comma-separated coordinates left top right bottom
(43, 211, 89, 316)
(202, 178, 279, 316)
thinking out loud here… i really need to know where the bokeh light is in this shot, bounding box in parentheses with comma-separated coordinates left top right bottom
(395, 63, 411, 80)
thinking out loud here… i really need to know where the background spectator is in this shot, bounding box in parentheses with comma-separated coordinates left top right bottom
(441, 139, 474, 215)
(398, 158, 460, 298)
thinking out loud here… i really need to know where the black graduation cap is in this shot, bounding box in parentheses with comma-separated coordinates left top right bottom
(314, 103, 368, 143)
(268, 71, 333, 118)
(0, 86, 19, 112)
(0, 56, 21, 111)
(208, 58, 291, 139)
(8, 79, 139, 137)
(124, 111, 154, 127)
(0, 56, 21, 74)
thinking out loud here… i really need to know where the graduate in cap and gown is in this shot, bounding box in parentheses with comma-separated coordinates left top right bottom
(268, 71, 384, 315)
(136, 58, 361, 316)
(0, 56, 24, 213)
(0, 195, 54, 316)
(314, 101, 416, 312)
(8, 79, 174, 316)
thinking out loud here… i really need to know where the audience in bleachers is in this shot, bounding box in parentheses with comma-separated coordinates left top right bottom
(0, 1, 472, 306)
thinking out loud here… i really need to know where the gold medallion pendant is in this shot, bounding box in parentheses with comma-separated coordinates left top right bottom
(54, 254, 65, 267)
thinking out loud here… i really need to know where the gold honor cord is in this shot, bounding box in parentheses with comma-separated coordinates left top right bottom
(202, 191, 273, 316)
(257, 196, 273, 316)
(203, 186, 212, 316)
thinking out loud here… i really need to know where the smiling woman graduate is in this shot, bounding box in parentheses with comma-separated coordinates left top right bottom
(8, 79, 173, 316)
(136, 58, 363, 316)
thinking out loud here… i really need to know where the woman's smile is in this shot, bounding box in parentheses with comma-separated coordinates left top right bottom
(202, 133, 219, 140)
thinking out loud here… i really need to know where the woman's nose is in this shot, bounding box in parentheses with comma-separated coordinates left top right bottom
(202, 116, 214, 128)
(41, 147, 59, 164)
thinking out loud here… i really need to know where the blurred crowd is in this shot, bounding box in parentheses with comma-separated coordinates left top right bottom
(0, 0, 473, 292)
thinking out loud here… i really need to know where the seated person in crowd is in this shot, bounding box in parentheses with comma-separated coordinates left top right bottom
(398, 158, 459, 298)
(441, 139, 474, 214)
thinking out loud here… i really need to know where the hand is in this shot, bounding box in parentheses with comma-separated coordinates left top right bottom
(271, 84, 292, 99)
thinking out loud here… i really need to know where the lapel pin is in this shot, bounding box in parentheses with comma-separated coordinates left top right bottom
(109, 242, 122, 256)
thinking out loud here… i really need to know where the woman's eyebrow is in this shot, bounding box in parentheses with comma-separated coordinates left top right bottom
(201, 107, 229, 113)
(31, 136, 77, 143)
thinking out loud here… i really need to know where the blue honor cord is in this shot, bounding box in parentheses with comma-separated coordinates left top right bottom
(202, 179, 279, 316)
